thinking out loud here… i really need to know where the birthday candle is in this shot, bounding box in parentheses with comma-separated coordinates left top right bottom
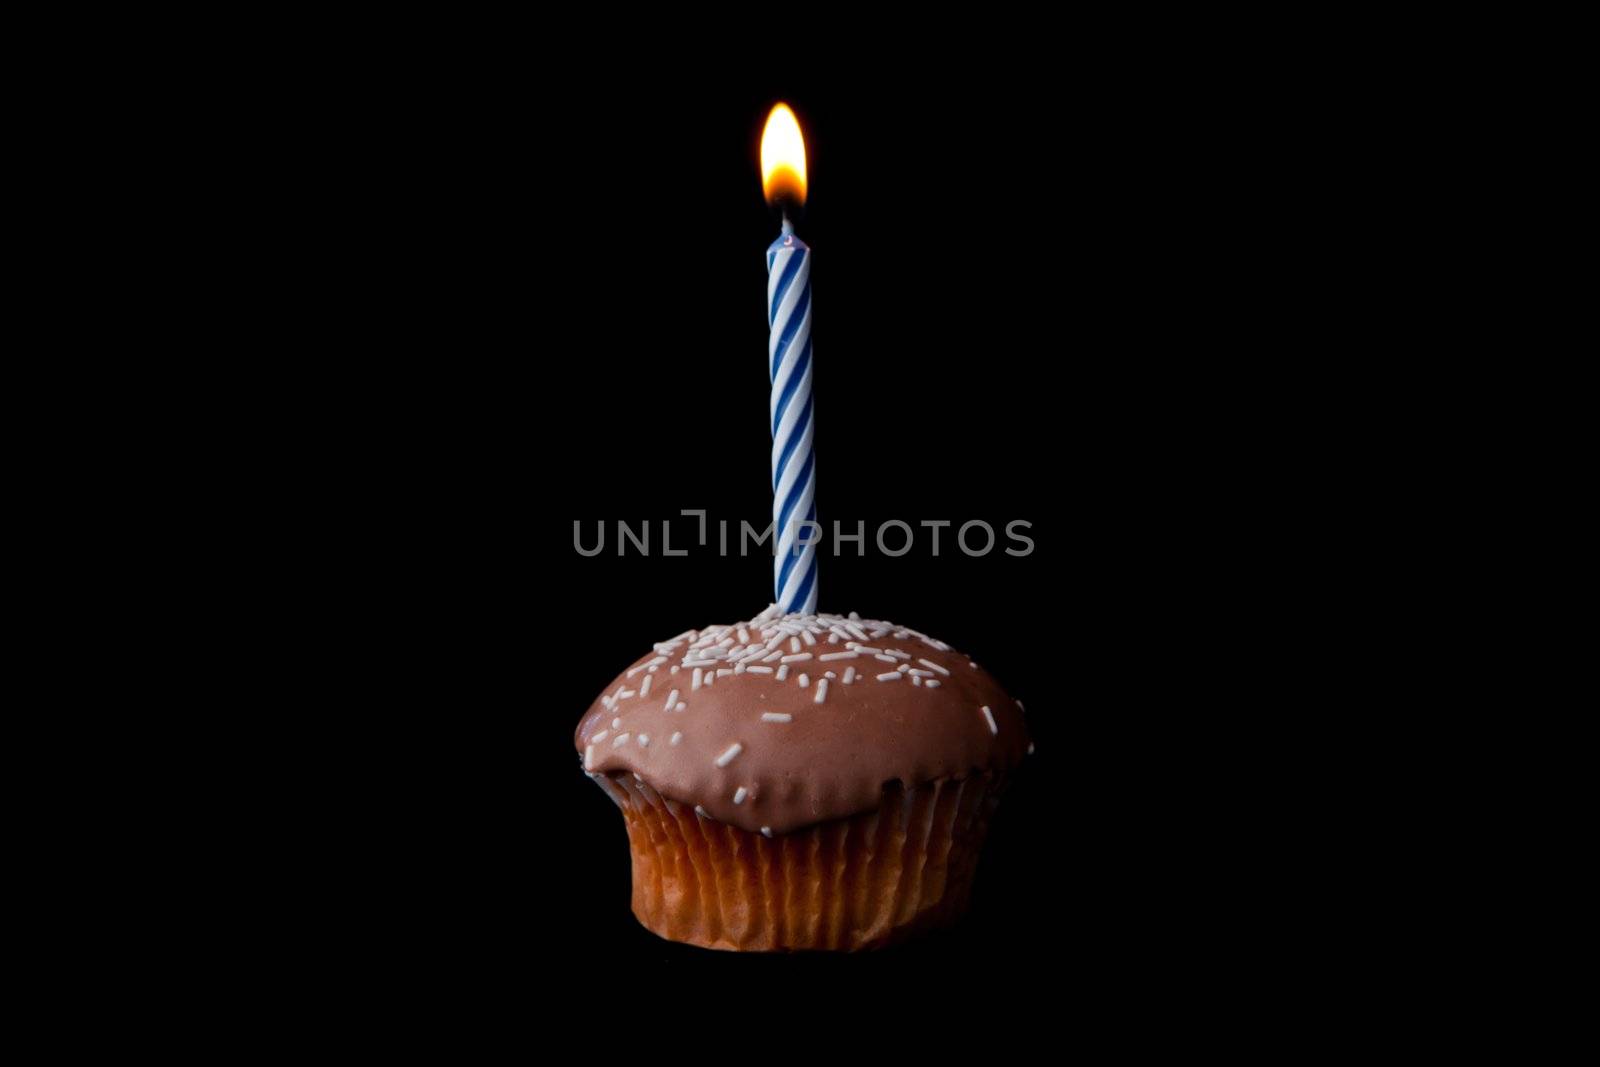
(762, 103, 818, 614)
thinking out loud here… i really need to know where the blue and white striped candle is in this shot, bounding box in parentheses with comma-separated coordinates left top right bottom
(761, 103, 816, 614)
(767, 218, 816, 614)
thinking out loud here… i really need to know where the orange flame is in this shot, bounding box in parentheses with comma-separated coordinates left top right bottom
(761, 103, 807, 207)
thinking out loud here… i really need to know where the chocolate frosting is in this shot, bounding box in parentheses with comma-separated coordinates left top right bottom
(574, 606, 1030, 835)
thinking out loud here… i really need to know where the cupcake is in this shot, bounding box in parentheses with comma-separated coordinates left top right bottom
(575, 604, 1030, 951)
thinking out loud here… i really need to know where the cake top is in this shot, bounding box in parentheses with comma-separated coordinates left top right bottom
(574, 605, 1030, 835)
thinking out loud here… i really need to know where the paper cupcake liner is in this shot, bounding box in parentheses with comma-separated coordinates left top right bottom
(592, 772, 1005, 951)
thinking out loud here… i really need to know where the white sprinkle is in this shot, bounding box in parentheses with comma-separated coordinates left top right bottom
(1027, 742, 1035, 755)
(777, 665, 790, 681)
(695, 805, 710, 818)
(664, 689, 680, 711)
(637, 734, 650, 747)
(824, 670, 836, 679)
(969, 661, 977, 669)
(640, 675, 652, 698)
(761, 827, 773, 838)
(800, 629, 816, 646)
(828, 633, 841, 644)
(869, 627, 891, 639)
(733, 787, 748, 805)
(875, 654, 898, 664)
(717, 637, 735, 649)
(819, 651, 858, 662)
(843, 667, 856, 684)
(735, 662, 746, 675)
(716, 668, 733, 678)
(682, 658, 718, 668)
(789, 637, 802, 653)
(613, 732, 631, 746)
(617, 688, 635, 700)
(675, 702, 686, 712)
(912, 675, 923, 686)
(907, 668, 934, 678)
(714, 743, 743, 768)
(612, 717, 622, 729)
(780, 652, 812, 663)
(761, 712, 793, 723)
(848, 644, 882, 654)
(883, 649, 911, 660)
(705, 671, 715, 687)
(814, 678, 829, 703)
(876, 671, 904, 682)
(592, 730, 610, 744)
(671, 732, 683, 745)
(627, 656, 667, 677)
(846, 623, 869, 640)
(737, 628, 750, 644)
(670, 665, 679, 675)
(926, 679, 941, 688)
(1017, 699, 1026, 714)
(584, 744, 595, 769)
(798, 673, 810, 688)
(980, 706, 998, 734)
(692, 667, 703, 691)
(633, 773, 642, 782)
(918, 658, 950, 676)
(848, 611, 860, 620)
(738, 646, 768, 662)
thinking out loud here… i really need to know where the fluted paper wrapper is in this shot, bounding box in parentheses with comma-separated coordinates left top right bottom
(592, 772, 1005, 951)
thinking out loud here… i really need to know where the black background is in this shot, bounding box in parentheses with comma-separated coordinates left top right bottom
(280, 59, 1308, 1014)
(71, 20, 1503, 1039)
(28, 4, 1526, 1038)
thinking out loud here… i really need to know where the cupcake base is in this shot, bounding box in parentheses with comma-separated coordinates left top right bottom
(592, 772, 1004, 951)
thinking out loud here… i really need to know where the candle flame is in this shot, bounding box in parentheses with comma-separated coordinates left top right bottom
(761, 103, 807, 207)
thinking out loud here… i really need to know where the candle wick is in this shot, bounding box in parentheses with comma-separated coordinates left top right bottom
(780, 213, 794, 236)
